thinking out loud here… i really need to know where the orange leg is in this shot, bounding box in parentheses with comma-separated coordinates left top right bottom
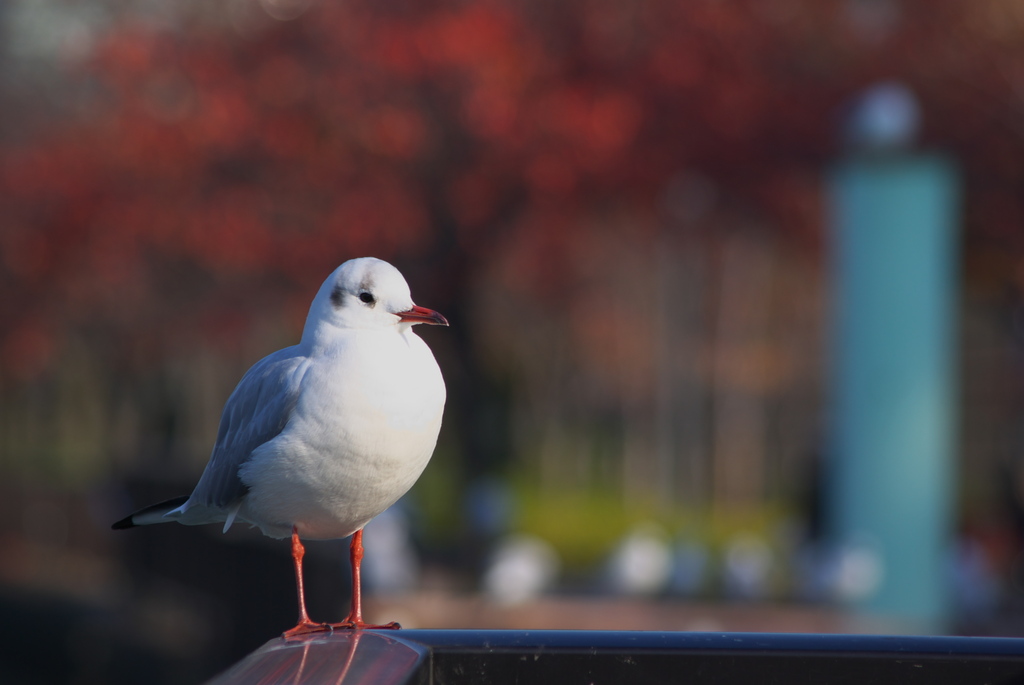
(330, 529, 400, 630)
(282, 527, 330, 638)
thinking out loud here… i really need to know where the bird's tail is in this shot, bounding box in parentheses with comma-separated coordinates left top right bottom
(111, 496, 190, 530)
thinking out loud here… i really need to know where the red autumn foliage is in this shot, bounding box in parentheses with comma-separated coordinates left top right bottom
(2, 0, 1024, 375)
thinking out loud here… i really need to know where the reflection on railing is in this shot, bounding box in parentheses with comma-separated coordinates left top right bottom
(207, 630, 426, 685)
(207, 629, 1024, 685)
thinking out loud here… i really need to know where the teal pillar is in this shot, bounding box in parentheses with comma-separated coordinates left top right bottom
(828, 154, 959, 630)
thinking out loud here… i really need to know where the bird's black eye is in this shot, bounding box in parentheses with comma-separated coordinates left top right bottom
(359, 292, 376, 305)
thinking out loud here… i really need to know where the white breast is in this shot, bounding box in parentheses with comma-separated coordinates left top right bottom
(237, 327, 445, 539)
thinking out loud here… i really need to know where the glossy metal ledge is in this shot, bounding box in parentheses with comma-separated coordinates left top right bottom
(209, 629, 1024, 685)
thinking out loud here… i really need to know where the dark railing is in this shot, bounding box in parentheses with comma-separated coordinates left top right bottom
(209, 629, 1024, 685)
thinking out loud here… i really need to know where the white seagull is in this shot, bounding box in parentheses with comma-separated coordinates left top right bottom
(112, 257, 447, 637)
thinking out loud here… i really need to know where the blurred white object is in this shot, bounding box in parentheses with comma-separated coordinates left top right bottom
(722, 533, 774, 600)
(605, 524, 672, 596)
(843, 81, 920, 151)
(832, 538, 885, 602)
(483, 534, 560, 605)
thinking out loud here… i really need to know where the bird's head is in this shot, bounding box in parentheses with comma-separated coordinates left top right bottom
(304, 257, 448, 340)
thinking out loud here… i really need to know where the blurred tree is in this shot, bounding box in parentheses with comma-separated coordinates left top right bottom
(2, 0, 1024, 514)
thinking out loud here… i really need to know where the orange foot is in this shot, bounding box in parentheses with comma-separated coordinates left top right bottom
(328, 619, 401, 631)
(282, 619, 333, 639)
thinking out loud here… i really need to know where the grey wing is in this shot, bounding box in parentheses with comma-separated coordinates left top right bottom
(185, 348, 309, 511)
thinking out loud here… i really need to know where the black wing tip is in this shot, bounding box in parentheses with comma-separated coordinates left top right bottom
(110, 495, 190, 531)
(111, 516, 135, 530)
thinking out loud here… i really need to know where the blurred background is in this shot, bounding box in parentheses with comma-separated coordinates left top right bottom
(3, 0, 1024, 682)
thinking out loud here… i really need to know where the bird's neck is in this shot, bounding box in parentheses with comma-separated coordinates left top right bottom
(304, 323, 411, 357)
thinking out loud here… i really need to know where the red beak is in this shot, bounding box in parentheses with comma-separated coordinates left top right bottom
(397, 305, 449, 326)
